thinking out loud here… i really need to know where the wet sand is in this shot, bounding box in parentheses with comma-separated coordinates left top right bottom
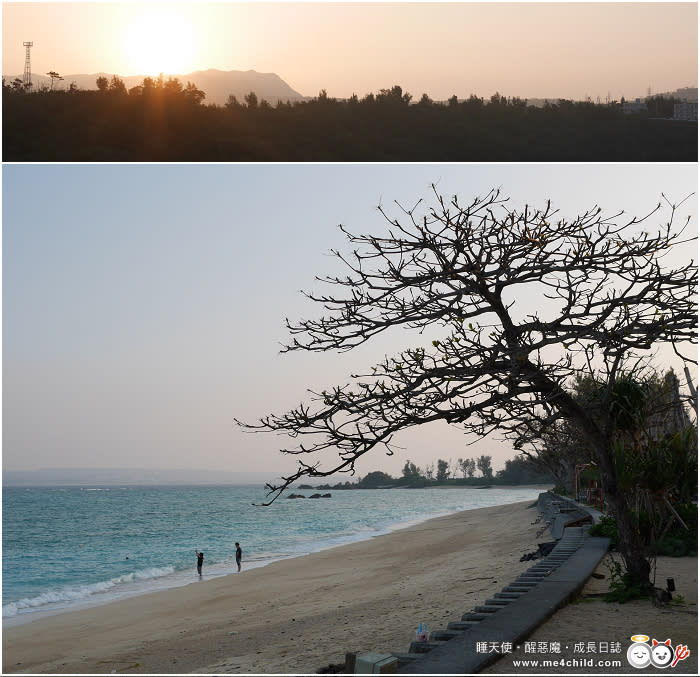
(5, 498, 696, 675)
(4, 500, 542, 674)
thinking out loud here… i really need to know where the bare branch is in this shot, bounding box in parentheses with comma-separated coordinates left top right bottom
(239, 189, 696, 507)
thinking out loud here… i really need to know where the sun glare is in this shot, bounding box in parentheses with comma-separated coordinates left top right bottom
(123, 9, 195, 75)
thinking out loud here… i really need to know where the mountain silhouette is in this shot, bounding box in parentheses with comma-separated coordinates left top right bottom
(3, 68, 305, 105)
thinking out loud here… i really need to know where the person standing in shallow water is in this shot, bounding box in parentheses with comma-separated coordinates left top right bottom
(235, 542, 242, 572)
(195, 549, 204, 577)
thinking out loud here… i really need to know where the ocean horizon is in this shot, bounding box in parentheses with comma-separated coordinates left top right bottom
(2, 484, 546, 627)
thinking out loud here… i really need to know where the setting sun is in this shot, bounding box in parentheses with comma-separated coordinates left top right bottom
(123, 9, 195, 75)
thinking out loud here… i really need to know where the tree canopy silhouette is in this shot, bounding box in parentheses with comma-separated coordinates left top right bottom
(240, 187, 697, 591)
(3, 82, 697, 161)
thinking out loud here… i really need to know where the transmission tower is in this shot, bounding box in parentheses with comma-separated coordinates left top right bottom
(23, 41, 33, 90)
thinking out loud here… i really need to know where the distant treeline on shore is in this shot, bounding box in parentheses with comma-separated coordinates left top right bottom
(300, 454, 556, 491)
(3, 77, 696, 161)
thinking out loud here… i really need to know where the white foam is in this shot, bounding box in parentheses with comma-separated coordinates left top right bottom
(3, 486, 543, 627)
(3, 566, 175, 618)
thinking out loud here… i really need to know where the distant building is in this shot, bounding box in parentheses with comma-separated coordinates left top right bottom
(623, 98, 648, 115)
(673, 87, 698, 103)
(646, 371, 693, 441)
(673, 101, 698, 121)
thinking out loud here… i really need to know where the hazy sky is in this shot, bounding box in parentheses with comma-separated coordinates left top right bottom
(3, 164, 697, 482)
(2, 2, 697, 100)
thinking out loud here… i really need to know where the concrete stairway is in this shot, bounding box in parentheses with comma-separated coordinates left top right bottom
(391, 492, 609, 674)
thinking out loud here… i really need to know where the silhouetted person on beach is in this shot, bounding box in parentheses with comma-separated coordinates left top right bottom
(195, 550, 204, 577)
(235, 542, 242, 572)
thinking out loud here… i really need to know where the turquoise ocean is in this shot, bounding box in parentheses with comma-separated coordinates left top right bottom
(2, 484, 543, 625)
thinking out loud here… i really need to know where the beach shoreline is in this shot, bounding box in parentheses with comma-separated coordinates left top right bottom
(4, 499, 544, 674)
(3, 484, 549, 630)
(5, 495, 695, 675)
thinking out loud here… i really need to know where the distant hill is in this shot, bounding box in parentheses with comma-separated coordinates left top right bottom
(2, 467, 280, 486)
(2, 68, 305, 106)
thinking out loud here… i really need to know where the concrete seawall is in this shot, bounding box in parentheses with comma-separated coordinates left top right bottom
(394, 492, 610, 674)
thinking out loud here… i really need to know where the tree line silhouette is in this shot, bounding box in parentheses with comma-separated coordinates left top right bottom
(3, 76, 696, 161)
(299, 453, 555, 491)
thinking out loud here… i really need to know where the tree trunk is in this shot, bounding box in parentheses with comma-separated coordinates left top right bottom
(594, 444, 652, 590)
(530, 368, 653, 591)
(563, 460, 576, 496)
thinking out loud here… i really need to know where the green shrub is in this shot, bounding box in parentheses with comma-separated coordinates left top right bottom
(652, 537, 689, 557)
(651, 503, 698, 557)
(603, 558, 646, 603)
(589, 515, 619, 546)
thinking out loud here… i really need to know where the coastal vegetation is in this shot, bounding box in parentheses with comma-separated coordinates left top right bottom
(3, 77, 696, 161)
(241, 187, 697, 601)
(299, 453, 554, 490)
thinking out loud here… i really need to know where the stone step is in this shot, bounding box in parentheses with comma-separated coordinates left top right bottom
(430, 630, 463, 641)
(391, 652, 421, 667)
(461, 612, 489, 622)
(474, 605, 503, 613)
(409, 640, 449, 654)
(447, 621, 480, 631)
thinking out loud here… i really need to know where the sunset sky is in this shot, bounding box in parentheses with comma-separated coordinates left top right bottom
(3, 164, 697, 481)
(2, 2, 697, 101)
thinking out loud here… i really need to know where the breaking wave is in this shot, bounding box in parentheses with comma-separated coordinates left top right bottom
(2, 566, 174, 617)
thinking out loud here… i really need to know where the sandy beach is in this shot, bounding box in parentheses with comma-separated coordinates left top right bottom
(4, 500, 542, 673)
(3, 499, 697, 674)
(482, 552, 698, 675)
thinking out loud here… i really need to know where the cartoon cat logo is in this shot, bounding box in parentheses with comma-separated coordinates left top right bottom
(651, 639, 674, 669)
(627, 635, 691, 669)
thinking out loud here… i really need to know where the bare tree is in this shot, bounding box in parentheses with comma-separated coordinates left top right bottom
(476, 454, 493, 479)
(109, 75, 128, 95)
(683, 365, 698, 416)
(401, 460, 421, 480)
(239, 187, 696, 592)
(515, 412, 590, 492)
(465, 458, 476, 478)
(46, 71, 63, 91)
(457, 457, 468, 478)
